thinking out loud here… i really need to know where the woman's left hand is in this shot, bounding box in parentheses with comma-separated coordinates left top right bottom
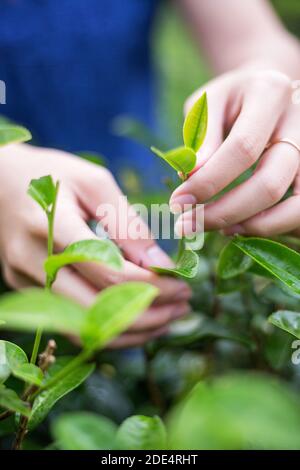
(170, 69, 300, 237)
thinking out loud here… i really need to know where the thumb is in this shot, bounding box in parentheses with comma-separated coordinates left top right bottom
(77, 167, 174, 269)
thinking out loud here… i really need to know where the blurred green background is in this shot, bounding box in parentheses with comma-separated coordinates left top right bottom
(153, 0, 300, 141)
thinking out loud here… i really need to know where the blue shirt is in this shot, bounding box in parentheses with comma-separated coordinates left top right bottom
(0, 0, 165, 188)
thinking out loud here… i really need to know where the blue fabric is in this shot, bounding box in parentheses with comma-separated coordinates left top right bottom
(0, 0, 164, 188)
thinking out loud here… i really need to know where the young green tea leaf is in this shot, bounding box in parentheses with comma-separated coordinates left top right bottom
(81, 282, 158, 349)
(13, 364, 44, 387)
(44, 239, 123, 284)
(0, 288, 85, 336)
(0, 340, 28, 383)
(0, 385, 30, 416)
(151, 146, 196, 177)
(0, 125, 31, 147)
(269, 311, 300, 339)
(233, 236, 300, 294)
(217, 241, 252, 279)
(183, 92, 208, 152)
(168, 373, 300, 450)
(151, 249, 199, 279)
(29, 363, 95, 430)
(27, 175, 57, 212)
(117, 415, 167, 450)
(52, 412, 117, 450)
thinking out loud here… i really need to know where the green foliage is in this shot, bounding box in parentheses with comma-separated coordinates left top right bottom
(183, 92, 208, 152)
(0, 340, 28, 383)
(0, 123, 31, 147)
(168, 374, 300, 449)
(269, 311, 300, 339)
(117, 415, 167, 450)
(44, 239, 123, 285)
(151, 249, 199, 279)
(218, 241, 252, 279)
(150, 146, 196, 177)
(0, 385, 30, 416)
(29, 361, 95, 430)
(52, 412, 117, 450)
(27, 175, 58, 213)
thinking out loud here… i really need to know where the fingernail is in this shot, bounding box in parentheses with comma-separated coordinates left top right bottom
(146, 245, 174, 268)
(174, 284, 192, 301)
(222, 224, 246, 236)
(170, 194, 196, 214)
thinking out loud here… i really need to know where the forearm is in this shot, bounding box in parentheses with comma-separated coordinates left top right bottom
(177, 0, 300, 78)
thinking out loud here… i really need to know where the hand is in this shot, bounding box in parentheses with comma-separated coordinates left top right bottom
(0, 144, 191, 347)
(170, 69, 300, 237)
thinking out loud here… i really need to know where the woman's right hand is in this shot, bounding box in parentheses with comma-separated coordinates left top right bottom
(0, 143, 191, 347)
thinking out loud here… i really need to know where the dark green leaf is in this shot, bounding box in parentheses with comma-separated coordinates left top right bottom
(269, 310, 300, 339)
(29, 363, 95, 430)
(0, 288, 85, 336)
(44, 239, 123, 284)
(0, 340, 28, 383)
(0, 125, 31, 146)
(233, 236, 300, 294)
(217, 241, 252, 279)
(151, 249, 199, 279)
(52, 412, 117, 450)
(117, 415, 167, 450)
(0, 385, 30, 416)
(151, 146, 196, 177)
(27, 175, 57, 212)
(81, 282, 158, 349)
(183, 92, 208, 152)
(13, 364, 43, 386)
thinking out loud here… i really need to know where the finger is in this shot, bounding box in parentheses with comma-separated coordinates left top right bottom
(76, 168, 174, 269)
(170, 72, 291, 210)
(1, 266, 39, 290)
(202, 141, 299, 231)
(223, 194, 300, 237)
(184, 80, 228, 173)
(108, 326, 169, 349)
(127, 301, 190, 333)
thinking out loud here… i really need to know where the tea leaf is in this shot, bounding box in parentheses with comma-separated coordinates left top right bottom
(0, 341, 28, 383)
(151, 249, 199, 279)
(81, 282, 158, 349)
(0, 125, 31, 147)
(29, 363, 95, 430)
(0, 288, 85, 336)
(0, 385, 30, 416)
(151, 146, 196, 177)
(233, 236, 300, 294)
(52, 412, 117, 450)
(117, 415, 167, 450)
(27, 175, 57, 212)
(269, 311, 300, 339)
(217, 241, 252, 279)
(183, 92, 208, 152)
(169, 374, 300, 449)
(13, 364, 43, 387)
(44, 239, 123, 284)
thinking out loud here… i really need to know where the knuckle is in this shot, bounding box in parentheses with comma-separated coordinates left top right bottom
(261, 177, 285, 203)
(5, 237, 25, 270)
(2, 265, 16, 288)
(233, 132, 259, 165)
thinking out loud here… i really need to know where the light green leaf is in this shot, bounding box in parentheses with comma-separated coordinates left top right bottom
(77, 151, 106, 166)
(183, 92, 208, 152)
(0, 288, 85, 336)
(13, 364, 43, 387)
(52, 412, 117, 450)
(0, 340, 28, 383)
(0, 125, 31, 147)
(44, 239, 123, 284)
(29, 363, 95, 430)
(27, 175, 57, 212)
(151, 146, 196, 177)
(151, 249, 199, 279)
(81, 282, 158, 349)
(233, 236, 300, 294)
(0, 385, 30, 416)
(217, 241, 252, 279)
(169, 373, 300, 450)
(117, 415, 167, 450)
(269, 311, 300, 339)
